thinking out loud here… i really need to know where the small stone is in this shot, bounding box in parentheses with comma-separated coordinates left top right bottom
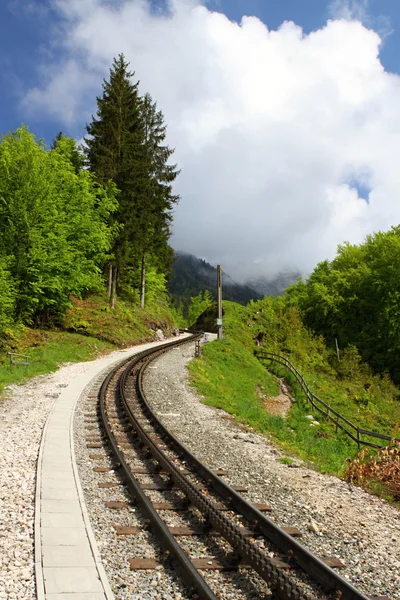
(308, 520, 320, 534)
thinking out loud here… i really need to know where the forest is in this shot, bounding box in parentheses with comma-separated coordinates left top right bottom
(286, 228, 400, 383)
(1, 52, 400, 395)
(0, 54, 177, 336)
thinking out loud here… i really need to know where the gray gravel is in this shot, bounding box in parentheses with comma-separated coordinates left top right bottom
(0, 357, 115, 600)
(2, 335, 399, 599)
(74, 363, 190, 599)
(142, 338, 400, 600)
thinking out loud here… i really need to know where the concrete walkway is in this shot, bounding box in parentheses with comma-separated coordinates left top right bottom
(35, 336, 188, 600)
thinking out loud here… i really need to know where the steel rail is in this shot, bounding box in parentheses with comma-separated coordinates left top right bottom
(98, 340, 220, 600)
(136, 340, 372, 600)
(120, 347, 310, 600)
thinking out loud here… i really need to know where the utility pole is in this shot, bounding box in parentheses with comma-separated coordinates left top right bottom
(217, 265, 223, 340)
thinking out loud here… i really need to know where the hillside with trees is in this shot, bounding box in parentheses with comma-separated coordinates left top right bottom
(286, 226, 400, 383)
(0, 54, 179, 341)
(169, 252, 262, 319)
(85, 55, 178, 310)
(0, 54, 184, 391)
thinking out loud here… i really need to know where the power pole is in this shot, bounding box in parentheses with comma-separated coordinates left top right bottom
(217, 265, 223, 340)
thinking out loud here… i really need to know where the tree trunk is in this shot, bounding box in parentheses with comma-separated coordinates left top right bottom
(107, 263, 113, 298)
(110, 266, 117, 310)
(140, 253, 146, 309)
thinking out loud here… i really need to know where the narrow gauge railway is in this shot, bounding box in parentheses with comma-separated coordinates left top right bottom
(83, 334, 387, 600)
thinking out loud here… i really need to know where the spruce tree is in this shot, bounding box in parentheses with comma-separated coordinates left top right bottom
(85, 54, 145, 307)
(137, 93, 180, 307)
(86, 57, 180, 308)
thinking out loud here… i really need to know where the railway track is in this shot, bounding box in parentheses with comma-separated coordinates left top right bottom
(81, 334, 388, 599)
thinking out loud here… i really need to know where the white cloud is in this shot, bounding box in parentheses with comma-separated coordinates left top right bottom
(21, 0, 400, 279)
(328, 0, 393, 41)
(329, 0, 369, 21)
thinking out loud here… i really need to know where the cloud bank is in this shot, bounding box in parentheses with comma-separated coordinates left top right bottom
(22, 0, 400, 279)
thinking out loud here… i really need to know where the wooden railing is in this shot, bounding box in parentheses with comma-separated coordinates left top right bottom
(8, 352, 30, 367)
(256, 350, 399, 449)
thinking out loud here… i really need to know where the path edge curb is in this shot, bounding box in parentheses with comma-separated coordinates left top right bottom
(70, 367, 116, 600)
(34, 396, 58, 600)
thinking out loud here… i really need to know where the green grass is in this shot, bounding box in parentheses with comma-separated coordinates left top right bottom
(62, 293, 176, 346)
(0, 330, 114, 398)
(190, 337, 278, 423)
(278, 457, 295, 465)
(189, 339, 356, 474)
(0, 292, 178, 398)
(189, 300, 400, 478)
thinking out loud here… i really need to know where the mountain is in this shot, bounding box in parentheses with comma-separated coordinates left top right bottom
(246, 272, 300, 297)
(169, 253, 262, 307)
(169, 253, 301, 319)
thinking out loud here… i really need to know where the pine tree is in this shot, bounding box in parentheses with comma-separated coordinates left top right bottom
(137, 93, 180, 308)
(85, 57, 180, 308)
(85, 54, 145, 308)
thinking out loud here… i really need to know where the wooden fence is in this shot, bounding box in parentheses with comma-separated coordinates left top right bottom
(256, 350, 399, 449)
(8, 353, 30, 368)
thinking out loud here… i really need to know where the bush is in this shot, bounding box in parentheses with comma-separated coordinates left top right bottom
(345, 441, 400, 501)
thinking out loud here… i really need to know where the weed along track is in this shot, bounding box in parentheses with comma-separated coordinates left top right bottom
(80, 335, 387, 600)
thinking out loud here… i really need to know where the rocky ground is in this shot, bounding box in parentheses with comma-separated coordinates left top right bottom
(1, 337, 399, 599)
(0, 346, 150, 600)
(0, 360, 97, 600)
(142, 339, 400, 600)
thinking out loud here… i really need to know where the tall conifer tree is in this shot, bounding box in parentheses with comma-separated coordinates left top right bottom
(85, 54, 144, 307)
(86, 56, 180, 308)
(137, 93, 180, 307)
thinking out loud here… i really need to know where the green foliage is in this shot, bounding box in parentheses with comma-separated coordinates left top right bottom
(0, 290, 179, 398)
(247, 296, 400, 437)
(0, 259, 15, 334)
(188, 298, 400, 478)
(188, 290, 214, 326)
(0, 127, 117, 327)
(85, 55, 178, 305)
(145, 267, 168, 303)
(51, 132, 85, 173)
(287, 226, 400, 382)
(63, 292, 176, 347)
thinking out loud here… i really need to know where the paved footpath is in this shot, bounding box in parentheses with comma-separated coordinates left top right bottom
(35, 336, 188, 600)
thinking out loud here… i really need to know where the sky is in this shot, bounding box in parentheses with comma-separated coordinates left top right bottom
(2, 0, 400, 280)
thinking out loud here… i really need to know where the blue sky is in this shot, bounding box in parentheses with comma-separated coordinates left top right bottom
(2, 0, 400, 276)
(0, 0, 398, 143)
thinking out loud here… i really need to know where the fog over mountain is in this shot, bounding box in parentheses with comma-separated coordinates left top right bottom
(22, 0, 400, 280)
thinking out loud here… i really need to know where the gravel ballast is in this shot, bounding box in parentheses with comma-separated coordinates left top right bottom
(142, 339, 400, 600)
(2, 336, 399, 599)
(0, 355, 119, 600)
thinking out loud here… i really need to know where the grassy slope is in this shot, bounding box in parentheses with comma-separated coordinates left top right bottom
(189, 300, 400, 477)
(0, 293, 176, 397)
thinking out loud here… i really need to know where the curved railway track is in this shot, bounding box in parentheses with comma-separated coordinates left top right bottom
(82, 334, 386, 600)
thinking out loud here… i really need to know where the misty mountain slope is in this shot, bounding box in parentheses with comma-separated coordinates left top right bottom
(247, 272, 300, 297)
(169, 252, 262, 305)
